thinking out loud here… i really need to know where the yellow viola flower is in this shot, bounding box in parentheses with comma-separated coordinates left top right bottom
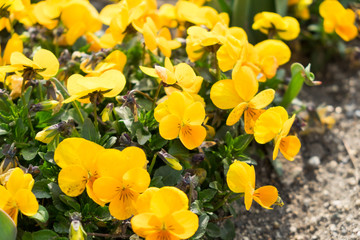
(319, 0, 358, 41)
(157, 3, 177, 28)
(92, 147, 150, 220)
(142, 17, 181, 58)
(252, 12, 300, 40)
(85, 31, 118, 52)
(0, 48, 59, 80)
(216, 32, 248, 72)
(253, 39, 291, 81)
(210, 64, 275, 129)
(54, 138, 106, 206)
(288, 0, 313, 20)
(227, 161, 278, 210)
(80, 50, 127, 77)
(154, 91, 206, 150)
(33, 0, 65, 30)
(64, 69, 126, 104)
(254, 106, 301, 161)
(10, 0, 37, 28)
(0, 0, 12, 32)
(0, 167, 38, 225)
(141, 57, 203, 96)
(60, 0, 102, 45)
(0, 34, 23, 66)
(131, 187, 199, 240)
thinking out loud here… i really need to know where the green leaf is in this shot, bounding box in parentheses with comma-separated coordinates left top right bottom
(233, 134, 253, 152)
(190, 200, 203, 215)
(220, 219, 235, 240)
(30, 205, 49, 223)
(191, 214, 209, 239)
(102, 136, 117, 148)
(59, 194, 81, 212)
(93, 206, 111, 221)
(275, 0, 288, 16)
(207, 222, 221, 238)
(32, 179, 52, 199)
(32, 230, 58, 240)
(0, 209, 16, 240)
(81, 118, 100, 143)
(153, 165, 182, 186)
(0, 123, 9, 135)
(149, 176, 164, 188)
(21, 146, 38, 161)
(209, 181, 222, 191)
(53, 215, 70, 234)
(199, 189, 217, 202)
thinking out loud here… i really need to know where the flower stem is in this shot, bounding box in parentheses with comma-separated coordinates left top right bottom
(152, 82, 162, 109)
(21, 79, 35, 138)
(37, 81, 43, 102)
(73, 102, 85, 124)
(148, 153, 158, 175)
(214, 52, 220, 81)
(93, 103, 98, 131)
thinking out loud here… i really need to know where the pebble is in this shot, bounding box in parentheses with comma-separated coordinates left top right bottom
(329, 224, 337, 232)
(355, 110, 360, 118)
(308, 156, 321, 168)
(327, 160, 338, 173)
(290, 226, 297, 233)
(273, 221, 280, 229)
(347, 177, 357, 186)
(355, 199, 360, 208)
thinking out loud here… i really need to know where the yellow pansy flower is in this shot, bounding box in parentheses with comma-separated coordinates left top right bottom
(142, 17, 181, 58)
(319, 0, 358, 41)
(254, 106, 301, 161)
(60, 0, 102, 45)
(253, 39, 291, 81)
(210, 64, 275, 130)
(252, 12, 300, 40)
(154, 91, 206, 150)
(0, 48, 59, 80)
(0, 167, 38, 225)
(64, 69, 126, 104)
(33, 0, 66, 30)
(92, 147, 150, 220)
(80, 50, 127, 76)
(131, 187, 199, 240)
(0, 33, 23, 84)
(288, 0, 313, 20)
(227, 161, 278, 210)
(54, 138, 106, 206)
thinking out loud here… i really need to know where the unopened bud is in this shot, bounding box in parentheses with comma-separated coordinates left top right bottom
(31, 100, 59, 112)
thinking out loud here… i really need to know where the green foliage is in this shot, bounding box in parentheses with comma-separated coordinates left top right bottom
(0, 209, 16, 240)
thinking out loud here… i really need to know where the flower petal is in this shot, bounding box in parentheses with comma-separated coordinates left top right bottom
(244, 108, 265, 134)
(248, 89, 275, 109)
(136, 187, 160, 214)
(123, 168, 150, 193)
(10, 52, 36, 68)
(253, 186, 278, 209)
(99, 69, 126, 97)
(226, 102, 247, 126)
(33, 49, 59, 79)
(183, 102, 205, 125)
(167, 210, 199, 239)
(109, 190, 139, 220)
(179, 125, 206, 150)
(232, 65, 258, 102)
(279, 135, 301, 161)
(93, 177, 121, 203)
(159, 115, 181, 140)
(58, 165, 88, 197)
(131, 213, 161, 238)
(226, 161, 255, 193)
(15, 189, 38, 216)
(210, 79, 243, 110)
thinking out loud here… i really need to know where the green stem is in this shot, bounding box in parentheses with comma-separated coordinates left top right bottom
(148, 153, 158, 175)
(21, 79, 35, 138)
(152, 82, 162, 109)
(93, 104, 98, 131)
(73, 101, 85, 124)
(214, 52, 220, 81)
(213, 191, 232, 211)
(37, 81, 43, 102)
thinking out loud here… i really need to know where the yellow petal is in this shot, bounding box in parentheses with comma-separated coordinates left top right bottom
(210, 79, 243, 109)
(273, 136, 282, 160)
(86, 179, 106, 207)
(280, 114, 296, 137)
(143, 18, 157, 51)
(6, 168, 31, 196)
(174, 63, 196, 88)
(164, 57, 174, 72)
(159, 115, 181, 140)
(99, 69, 126, 97)
(10, 52, 36, 68)
(183, 102, 205, 125)
(244, 108, 265, 134)
(254, 40, 291, 66)
(278, 17, 300, 40)
(15, 189, 38, 216)
(226, 102, 247, 126)
(135, 187, 160, 214)
(232, 65, 258, 102)
(244, 186, 254, 211)
(54, 137, 104, 170)
(58, 165, 88, 197)
(109, 190, 138, 220)
(33, 49, 59, 79)
(131, 213, 161, 238)
(140, 66, 159, 78)
(3, 34, 23, 65)
(279, 135, 301, 161)
(248, 89, 275, 109)
(150, 187, 188, 218)
(167, 210, 199, 239)
(179, 125, 206, 150)
(226, 161, 255, 193)
(93, 177, 121, 203)
(65, 23, 86, 45)
(166, 91, 187, 119)
(0, 185, 12, 210)
(123, 168, 150, 193)
(253, 186, 278, 209)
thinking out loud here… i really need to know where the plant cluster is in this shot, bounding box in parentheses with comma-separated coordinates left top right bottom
(0, 0, 354, 239)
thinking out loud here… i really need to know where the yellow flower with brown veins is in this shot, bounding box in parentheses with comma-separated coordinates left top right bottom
(154, 91, 206, 150)
(54, 137, 106, 206)
(80, 50, 127, 77)
(210, 64, 275, 132)
(92, 147, 150, 220)
(142, 17, 181, 58)
(64, 69, 126, 104)
(131, 187, 199, 240)
(254, 106, 301, 161)
(319, 0, 358, 41)
(252, 12, 300, 40)
(0, 49, 59, 80)
(0, 168, 38, 225)
(227, 161, 278, 210)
